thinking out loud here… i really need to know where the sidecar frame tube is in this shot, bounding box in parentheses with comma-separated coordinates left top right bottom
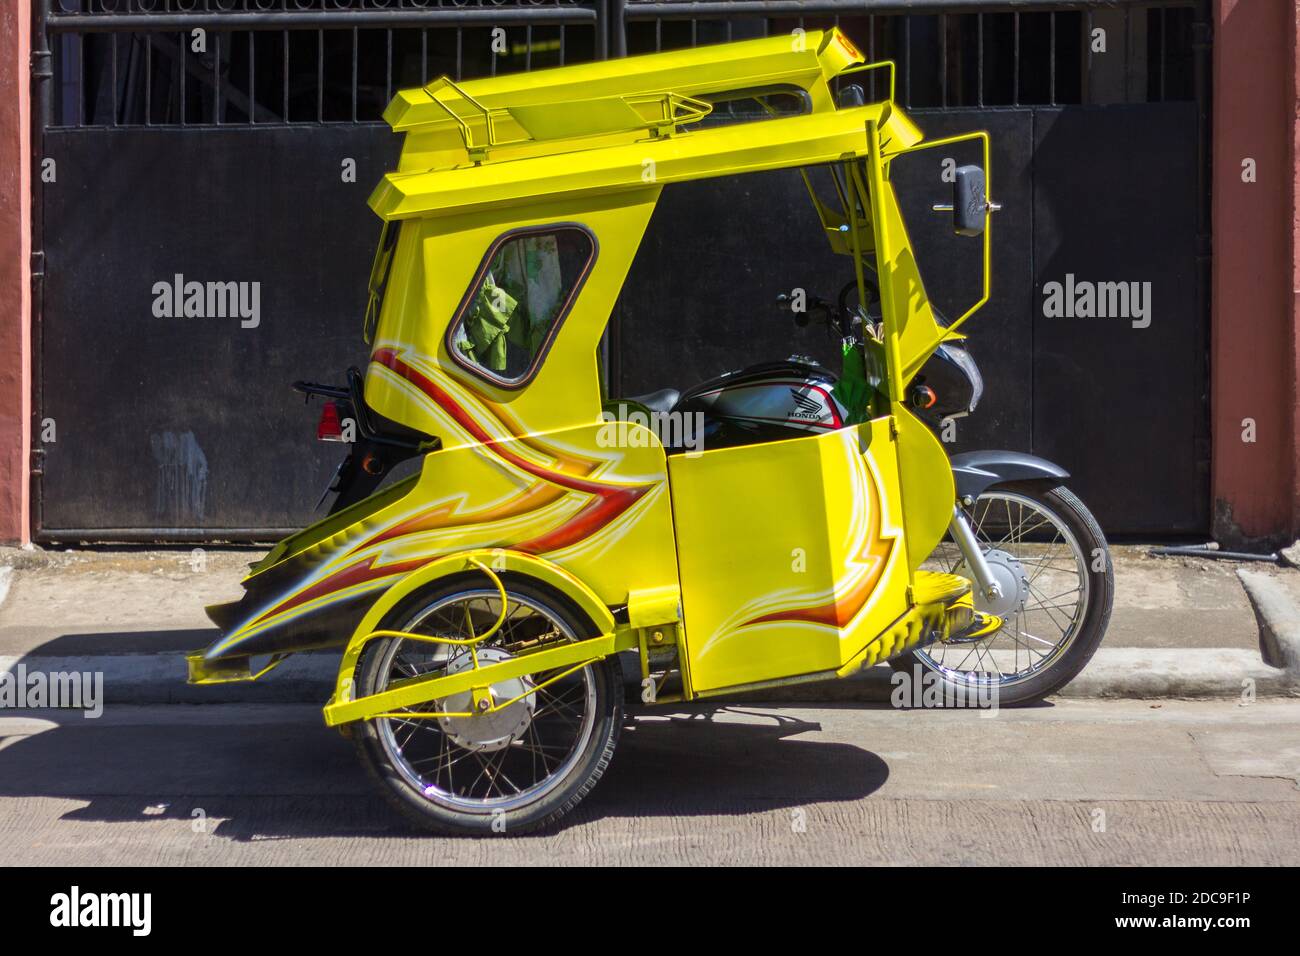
(324, 628, 637, 726)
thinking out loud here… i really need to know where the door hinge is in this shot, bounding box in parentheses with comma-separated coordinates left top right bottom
(30, 47, 52, 83)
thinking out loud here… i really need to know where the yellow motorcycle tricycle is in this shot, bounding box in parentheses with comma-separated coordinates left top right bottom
(189, 28, 1113, 834)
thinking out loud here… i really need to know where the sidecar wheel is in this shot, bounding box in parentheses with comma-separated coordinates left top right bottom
(351, 576, 622, 836)
(891, 483, 1113, 706)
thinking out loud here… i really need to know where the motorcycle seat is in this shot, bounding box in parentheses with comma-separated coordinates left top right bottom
(623, 388, 680, 415)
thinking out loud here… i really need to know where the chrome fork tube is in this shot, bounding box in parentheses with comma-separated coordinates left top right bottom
(950, 505, 1003, 602)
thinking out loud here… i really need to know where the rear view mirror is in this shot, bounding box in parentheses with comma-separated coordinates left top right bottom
(952, 165, 987, 236)
(933, 165, 998, 237)
(836, 84, 865, 109)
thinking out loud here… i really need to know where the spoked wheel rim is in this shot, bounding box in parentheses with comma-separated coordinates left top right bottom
(374, 587, 598, 814)
(920, 490, 1090, 689)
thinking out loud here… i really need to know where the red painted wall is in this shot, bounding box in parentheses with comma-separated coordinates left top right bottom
(0, 1, 30, 545)
(1211, 0, 1300, 544)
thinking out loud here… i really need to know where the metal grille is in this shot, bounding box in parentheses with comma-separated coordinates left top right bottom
(43, 0, 602, 127)
(625, 3, 1199, 108)
(45, 0, 1206, 128)
(41, 0, 1202, 125)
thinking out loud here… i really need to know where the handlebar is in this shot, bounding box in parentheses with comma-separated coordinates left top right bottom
(776, 277, 881, 339)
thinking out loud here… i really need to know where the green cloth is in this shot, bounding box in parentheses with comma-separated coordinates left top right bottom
(459, 274, 518, 371)
(832, 341, 873, 425)
(456, 234, 566, 374)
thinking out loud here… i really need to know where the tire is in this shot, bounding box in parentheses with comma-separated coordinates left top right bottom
(890, 482, 1114, 706)
(351, 574, 623, 835)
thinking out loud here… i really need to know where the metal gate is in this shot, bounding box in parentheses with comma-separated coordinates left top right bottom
(31, 0, 1210, 539)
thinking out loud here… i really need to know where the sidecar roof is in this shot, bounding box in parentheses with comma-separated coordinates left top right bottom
(368, 28, 924, 221)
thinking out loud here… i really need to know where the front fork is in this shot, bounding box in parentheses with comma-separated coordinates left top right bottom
(949, 503, 1003, 604)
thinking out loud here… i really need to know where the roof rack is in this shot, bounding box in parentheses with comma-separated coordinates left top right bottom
(422, 76, 714, 163)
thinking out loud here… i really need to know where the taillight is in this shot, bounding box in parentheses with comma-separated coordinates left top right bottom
(316, 401, 346, 441)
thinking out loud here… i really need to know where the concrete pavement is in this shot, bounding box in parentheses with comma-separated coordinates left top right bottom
(0, 699, 1295, 865)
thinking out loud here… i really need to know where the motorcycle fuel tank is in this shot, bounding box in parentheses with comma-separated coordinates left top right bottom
(674, 358, 848, 450)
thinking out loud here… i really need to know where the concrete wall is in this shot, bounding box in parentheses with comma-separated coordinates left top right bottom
(1211, 0, 1300, 545)
(0, 0, 30, 545)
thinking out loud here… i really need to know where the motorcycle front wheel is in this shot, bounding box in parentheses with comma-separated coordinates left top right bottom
(891, 482, 1114, 706)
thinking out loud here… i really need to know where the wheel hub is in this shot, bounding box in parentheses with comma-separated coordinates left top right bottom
(958, 548, 1029, 618)
(436, 647, 536, 753)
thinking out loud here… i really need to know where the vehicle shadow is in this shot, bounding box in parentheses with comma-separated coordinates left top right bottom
(0, 704, 889, 841)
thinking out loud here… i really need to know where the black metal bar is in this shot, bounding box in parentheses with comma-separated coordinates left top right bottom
(48, 8, 599, 33)
(179, 27, 186, 124)
(35, 528, 304, 544)
(1084, 6, 1091, 103)
(595, 0, 608, 59)
(316, 27, 323, 122)
(903, 15, 910, 106)
(110, 29, 118, 124)
(939, 12, 946, 108)
(1158, 5, 1165, 101)
(145, 32, 153, 123)
(78, 33, 85, 126)
(351, 26, 357, 122)
(976, 11, 983, 107)
(866, 13, 874, 99)
(1191, 0, 1213, 523)
(622, 0, 1168, 20)
(1049, 9, 1055, 105)
(1149, 546, 1279, 563)
(1012, 10, 1019, 106)
(213, 30, 221, 124)
(246, 30, 253, 124)
(1124, 1, 1131, 101)
(610, 0, 627, 56)
(30, 0, 54, 538)
(281, 28, 288, 121)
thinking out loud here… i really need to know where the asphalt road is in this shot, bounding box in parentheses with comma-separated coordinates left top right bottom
(1, 699, 1297, 866)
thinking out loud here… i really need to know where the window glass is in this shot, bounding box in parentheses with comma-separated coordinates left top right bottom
(450, 228, 594, 384)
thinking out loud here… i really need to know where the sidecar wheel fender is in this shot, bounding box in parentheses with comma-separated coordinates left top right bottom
(949, 450, 1069, 501)
(329, 549, 615, 709)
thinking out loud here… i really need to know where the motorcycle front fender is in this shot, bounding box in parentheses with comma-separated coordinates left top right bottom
(949, 450, 1069, 501)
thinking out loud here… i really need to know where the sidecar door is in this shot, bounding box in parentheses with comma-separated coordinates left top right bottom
(668, 419, 912, 693)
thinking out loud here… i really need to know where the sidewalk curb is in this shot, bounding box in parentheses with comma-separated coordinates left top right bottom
(2, 646, 1293, 708)
(730, 647, 1292, 704)
(1237, 569, 1300, 674)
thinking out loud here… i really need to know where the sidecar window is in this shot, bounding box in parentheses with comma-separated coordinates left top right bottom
(448, 226, 596, 388)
